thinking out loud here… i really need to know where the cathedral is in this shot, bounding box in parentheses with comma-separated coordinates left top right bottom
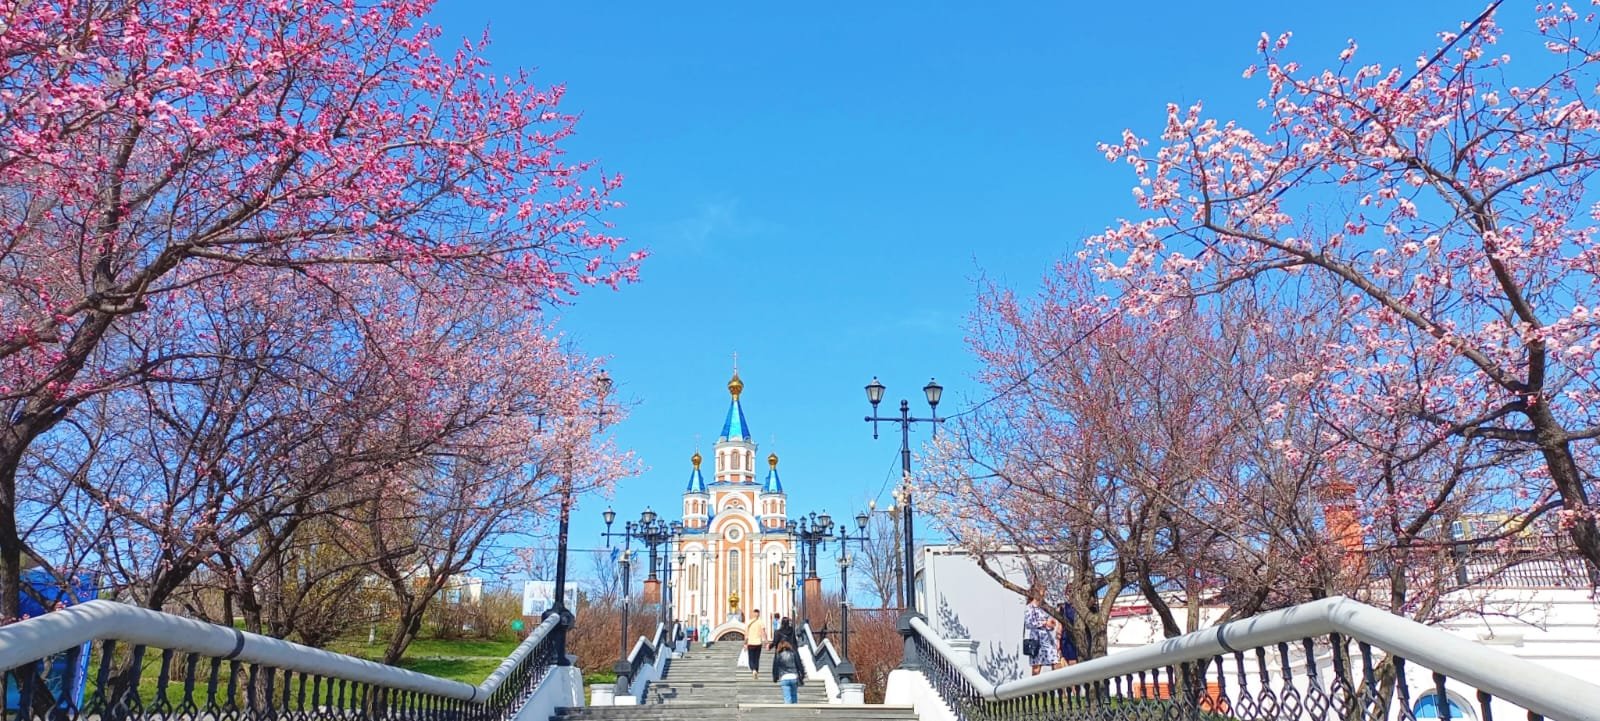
(671, 371, 796, 639)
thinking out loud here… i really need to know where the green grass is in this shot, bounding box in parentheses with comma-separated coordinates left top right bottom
(55, 634, 525, 708)
(320, 636, 520, 685)
(397, 638, 519, 659)
(397, 656, 505, 682)
(323, 637, 516, 662)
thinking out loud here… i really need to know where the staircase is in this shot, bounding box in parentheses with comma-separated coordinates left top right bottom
(555, 644, 918, 721)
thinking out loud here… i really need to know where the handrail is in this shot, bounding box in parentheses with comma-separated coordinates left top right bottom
(816, 637, 842, 666)
(0, 599, 562, 703)
(909, 595, 1600, 721)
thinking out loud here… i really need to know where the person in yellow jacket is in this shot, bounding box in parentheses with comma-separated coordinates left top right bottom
(744, 608, 770, 679)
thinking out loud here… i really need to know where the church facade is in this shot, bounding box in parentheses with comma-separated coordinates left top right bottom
(672, 371, 796, 638)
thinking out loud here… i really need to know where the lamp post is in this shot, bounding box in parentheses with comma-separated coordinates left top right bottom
(602, 507, 665, 687)
(547, 371, 612, 666)
(863, 376, 943, 670)
(787, 512, 834, 626)
(630, 512, 677, 628)
(675, 551, 687, 629)
(833, 510, 870, 680)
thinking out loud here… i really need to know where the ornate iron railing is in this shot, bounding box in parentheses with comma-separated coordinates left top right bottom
(908, 596, 1600, 721)
(617, 621, 677, 703)
(624, 623, 669, 684)
(0, 600, 564, 721)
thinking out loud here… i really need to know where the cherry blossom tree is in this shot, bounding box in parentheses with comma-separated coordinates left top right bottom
(1090, 4, 1600, 571)
(924, 260, 1512, 654)
(925, 263, 1283, 656)
(0, 0, 638, 619)
(20, 262, 631, 654)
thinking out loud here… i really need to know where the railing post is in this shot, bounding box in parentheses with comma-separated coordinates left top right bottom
(946, 639, 979, 668)
(895, 608, 925, 671)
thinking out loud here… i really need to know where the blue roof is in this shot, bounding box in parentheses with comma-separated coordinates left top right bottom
(764, 464, 783, 493)
(720, 398, 751, 441)
(686, 464, 706, 493)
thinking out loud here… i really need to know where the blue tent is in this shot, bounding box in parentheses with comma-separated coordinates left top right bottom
(6, 570, 97, 713)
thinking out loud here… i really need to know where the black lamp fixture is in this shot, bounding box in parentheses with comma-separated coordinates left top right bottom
(861, 373, 945, 671)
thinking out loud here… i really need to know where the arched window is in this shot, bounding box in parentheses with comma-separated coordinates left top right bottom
(746, 451, 753, 469)
(717, 454, 724, 471)
(1414, 694, 1472, 721)
(728, 550, 741, 591)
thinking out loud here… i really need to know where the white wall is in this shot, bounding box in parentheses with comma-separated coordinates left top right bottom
(918, 546, 1032, 683)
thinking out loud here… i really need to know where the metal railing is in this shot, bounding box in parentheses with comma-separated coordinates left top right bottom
(617, 621, 677, 703)
(800, 624, 841, 678)
(0, 600, 563, 721)
(908, 596, 1600, 721)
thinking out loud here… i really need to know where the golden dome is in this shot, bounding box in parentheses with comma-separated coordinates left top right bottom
(692, 451, 703, 468)
(728, 372, 744, 399)
(768, 452, 779, 469)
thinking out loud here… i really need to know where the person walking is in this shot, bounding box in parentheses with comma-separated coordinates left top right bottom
(1023, 595, 1060, 675)
(744, 608, 770, 679)
(771, 640, 802, 704)
(1058, 601, 1080, 666)
(775, 617, 798, 650)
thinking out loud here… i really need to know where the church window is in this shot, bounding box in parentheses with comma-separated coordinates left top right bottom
(717, 455, 724, 471)
(689, 565, 699, 591)
(769, 563, 778, 590)
(732, 453, 741, 471)
(746, 451, 753, 469)
(728, 550, 740, 591)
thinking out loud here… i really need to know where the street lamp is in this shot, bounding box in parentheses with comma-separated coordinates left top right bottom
(548, 370, 612, 666)
(863, 376, 943, 670)
(602, 507, 663, 688)
(833, 509, 870, 679)
(628, 510, 677, 628)
(790, 512, 834, 626)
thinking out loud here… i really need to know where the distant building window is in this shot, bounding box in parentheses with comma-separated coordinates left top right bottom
(1414, 693, 1472, 721)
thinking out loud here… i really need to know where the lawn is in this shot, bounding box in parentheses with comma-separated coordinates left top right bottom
(322, 636, 522, 684)
(55, 634, 526, 708)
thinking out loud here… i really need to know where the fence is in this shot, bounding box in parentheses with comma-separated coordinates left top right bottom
(0, 600, 563, 721)
(908, 596, 1600, 721)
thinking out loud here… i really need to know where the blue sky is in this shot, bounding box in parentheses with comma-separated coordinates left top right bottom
(425, 1, 1487, 592)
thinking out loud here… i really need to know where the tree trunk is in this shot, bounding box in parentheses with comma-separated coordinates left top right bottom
(1527, 404, 1600, 572)
(0, 459, 21, 623)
